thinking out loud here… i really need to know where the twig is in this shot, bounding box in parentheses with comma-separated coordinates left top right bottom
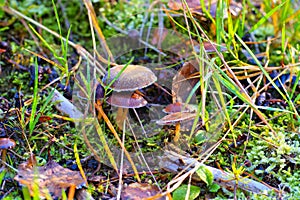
(51, 88, 84, 120)
(159, 150, 278, 195)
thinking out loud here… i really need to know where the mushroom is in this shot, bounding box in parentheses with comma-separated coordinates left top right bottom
(160, 102, 198, 142)
(107, 92, 148, 128)
(107, 92, 148, 109)
(0, 138, 16, 163)
(102, 65, 157, 129)
(103, 64, 157, 92)
(157, 111, 197, 142)
(163, 102, 197, 114)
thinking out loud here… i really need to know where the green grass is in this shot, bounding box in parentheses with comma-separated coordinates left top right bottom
(0, 0, 300, 199)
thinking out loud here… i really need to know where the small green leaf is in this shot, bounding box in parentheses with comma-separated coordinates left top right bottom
(0, 170, 6, 185)
(209, 183, 220, 193)
(194, 130, 207, 145)
(196, 165, 214, 186)
(173, 184, 200, 200)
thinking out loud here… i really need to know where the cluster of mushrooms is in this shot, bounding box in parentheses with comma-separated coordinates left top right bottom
(102, 65, 156, 109)
(101, 64, 198, 142)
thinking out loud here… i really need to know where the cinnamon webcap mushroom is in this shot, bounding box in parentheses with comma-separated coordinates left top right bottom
(156, 112, 197, 125)
(0, 138, 16, 149)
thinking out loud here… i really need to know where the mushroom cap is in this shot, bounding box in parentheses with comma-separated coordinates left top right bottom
(0, 138, 16, 149)
(163, 102, 198, 113)
(172, 61, 199, 103)
(107, 92, 148, 108)
(156, 112, 197, 125)
(95, 83, 105, 100)
(103, 65, 157, 91)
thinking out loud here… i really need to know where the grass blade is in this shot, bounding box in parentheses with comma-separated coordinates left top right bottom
(249, 1, 286, 33)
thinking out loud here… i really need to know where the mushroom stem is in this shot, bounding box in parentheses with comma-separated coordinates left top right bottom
(174, 123, 181, 143)
(116, 107, 128, 130)
(96, 99, 103, 121)
(68, 184, 76, 200)
(1, 149, 7, 163)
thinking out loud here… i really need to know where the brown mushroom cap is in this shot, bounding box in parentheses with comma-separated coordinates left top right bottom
(0, 138, 16, 149)
(156, 112, 197, 125)
(163, 102, 198, 113)
(107, 92, 148, 108)
(103, 65, 157, 91)
(95, 83, 105, 100)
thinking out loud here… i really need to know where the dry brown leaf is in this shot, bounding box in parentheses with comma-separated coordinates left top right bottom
(168, 0, 202, 11)
(121, 183, 166, 200)
(151, 28, 169, 45)
(172, 60, 199, 103)
(202, 42, 228, 53)
(168, 0, 242, 18)
(14, 160, 86, 199)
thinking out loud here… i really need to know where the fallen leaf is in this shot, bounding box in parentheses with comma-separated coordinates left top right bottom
(168, 0, 242, 18)
(15, 160, 86, 199)
(38, 115, 52, 122)
(151, 28, 169, 45)
(121, 183, 166, 200)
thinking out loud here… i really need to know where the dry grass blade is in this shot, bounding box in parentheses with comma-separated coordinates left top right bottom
(2, 6, 107, 76)
(82, 0, 114, 62)
(94, 103, 141, 182)
(182, 11, 277, 137)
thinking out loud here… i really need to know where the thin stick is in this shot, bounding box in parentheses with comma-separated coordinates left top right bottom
(126, 118, 161, 190)
(116, 121, 126, 200)
(132, 108, 148, 138)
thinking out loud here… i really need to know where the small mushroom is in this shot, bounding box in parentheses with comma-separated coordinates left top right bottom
(163, 102, 197, 114)
(157, 112, 197, 142)
(107, 92, 147, 108)
(0, 138, 16, 163)
(107, 92, 148, 128)
(172, 61, 199, 103)
(103, 64, 157, 129)
(103, 64, 157, 92)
